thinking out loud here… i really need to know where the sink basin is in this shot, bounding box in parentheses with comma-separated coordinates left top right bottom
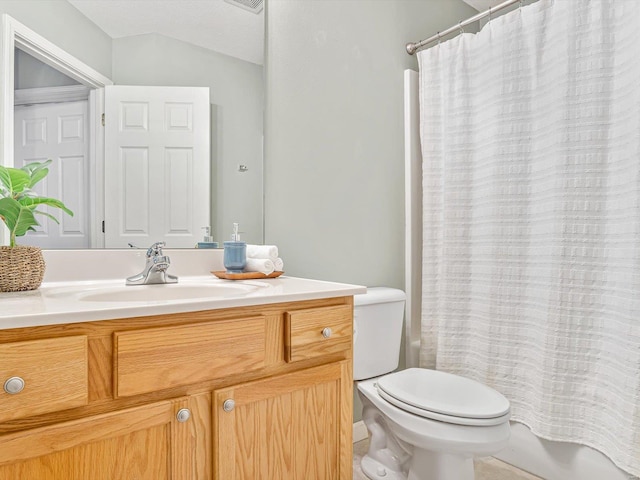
(45, 282, 262, 303)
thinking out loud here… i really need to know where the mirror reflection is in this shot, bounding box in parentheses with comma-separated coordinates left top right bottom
(11, 0, 264, 249)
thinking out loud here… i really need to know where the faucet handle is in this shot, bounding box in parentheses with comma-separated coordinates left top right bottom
(147, 241, 166, 257)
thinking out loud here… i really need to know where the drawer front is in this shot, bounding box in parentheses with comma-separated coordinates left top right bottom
(0, 336, 88, 422)
(285, 305, 352, 362)
(114, 317, 267, 397)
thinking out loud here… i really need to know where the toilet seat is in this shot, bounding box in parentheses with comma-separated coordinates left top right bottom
(375, 368, 510, 427)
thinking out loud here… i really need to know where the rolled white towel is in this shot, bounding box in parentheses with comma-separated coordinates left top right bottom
(245, 258, 276, 275)
(274, 257, 284, 272)
(246, 244, 278, 260)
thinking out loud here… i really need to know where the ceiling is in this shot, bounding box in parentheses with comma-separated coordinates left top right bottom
(67, 0, 264, 65)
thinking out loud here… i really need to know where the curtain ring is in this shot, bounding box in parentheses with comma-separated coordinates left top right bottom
(459, 21, 464, 34)
(488, 6, 492, 21)
(437, 31, 441, 44)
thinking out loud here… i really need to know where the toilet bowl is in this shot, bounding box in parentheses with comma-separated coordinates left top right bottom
(354, 288, 511, 480)
(357, 371, 510, 480)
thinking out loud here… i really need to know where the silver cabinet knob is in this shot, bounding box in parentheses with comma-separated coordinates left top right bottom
(3, 377, 25, 395)
(223, 399, 235, 412)
(322, 327, 332, 339)
(176, 408, 191, 423)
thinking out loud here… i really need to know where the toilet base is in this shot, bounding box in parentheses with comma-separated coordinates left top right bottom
(361, 454, 406, 480)
(407, 449, 474, 480)
(361, 449, 475, 480)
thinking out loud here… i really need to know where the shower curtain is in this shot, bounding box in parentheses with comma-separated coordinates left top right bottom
(418, 0, 640, 476)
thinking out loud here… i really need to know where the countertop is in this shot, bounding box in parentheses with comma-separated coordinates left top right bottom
(0, 275, 366, 330)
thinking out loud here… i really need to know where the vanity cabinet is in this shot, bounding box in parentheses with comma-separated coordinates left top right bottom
(0, 392, 210, 480)
(214, 361, 351, 480)
(114, 316, 268, 397)
(0, 296, 353, 480)
(0, 335, 88, 422)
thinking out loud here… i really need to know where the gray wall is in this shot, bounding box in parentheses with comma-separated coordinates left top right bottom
(264, 0, 477, 422)
(15, 49, 80, 89)
(0, 0, 112, 78)
(264, 0, 476, 286)
(112, 34, 264, 245)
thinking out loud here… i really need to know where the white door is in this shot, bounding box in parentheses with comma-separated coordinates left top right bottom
(104, 86, 210, 248)
(14, 100, 90, 249)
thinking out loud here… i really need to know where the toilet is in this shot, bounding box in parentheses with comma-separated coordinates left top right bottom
(354, 287, 511, 480)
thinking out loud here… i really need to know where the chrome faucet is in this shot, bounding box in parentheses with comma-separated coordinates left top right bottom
(126, 242, 178, 286)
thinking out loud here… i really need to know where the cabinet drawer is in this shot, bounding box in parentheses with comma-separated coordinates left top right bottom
(0, 336, 88, 422)
(285, 305, 352, 362)
(114, 317, 267, 397)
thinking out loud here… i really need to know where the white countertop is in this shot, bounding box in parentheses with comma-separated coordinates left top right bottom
(0, 275, 366, 330)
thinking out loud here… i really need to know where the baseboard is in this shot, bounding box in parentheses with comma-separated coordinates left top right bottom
(353, 420, 368, 443)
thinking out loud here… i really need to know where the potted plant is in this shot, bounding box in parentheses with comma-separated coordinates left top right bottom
(0, 160, 73, 292)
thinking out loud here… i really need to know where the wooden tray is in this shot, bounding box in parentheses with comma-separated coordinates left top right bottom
(211, 270, 284, 280)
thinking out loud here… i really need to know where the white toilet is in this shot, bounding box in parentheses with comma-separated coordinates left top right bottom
(354, 287, 511, 480)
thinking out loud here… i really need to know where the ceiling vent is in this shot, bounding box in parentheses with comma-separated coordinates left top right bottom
(224, 0, 263, 14)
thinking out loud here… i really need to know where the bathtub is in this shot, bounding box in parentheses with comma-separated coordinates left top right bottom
(496, 422, 636, 480)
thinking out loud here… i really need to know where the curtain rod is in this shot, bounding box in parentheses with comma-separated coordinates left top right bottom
(406, 0, 522, 55)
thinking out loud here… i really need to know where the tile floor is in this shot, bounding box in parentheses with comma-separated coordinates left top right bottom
(353, 439, 542, 480)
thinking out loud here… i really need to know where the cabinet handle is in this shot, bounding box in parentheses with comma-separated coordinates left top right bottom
(176, 408, 191, 423)
(223, 399, 235, 412)
(322, 327, 332, 339)
(3, 377, 25, 395)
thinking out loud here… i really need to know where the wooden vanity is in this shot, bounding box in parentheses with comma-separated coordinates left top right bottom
(0, 277, 361, 479)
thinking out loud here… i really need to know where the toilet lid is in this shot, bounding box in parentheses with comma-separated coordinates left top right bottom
(376, 368, 510, 420)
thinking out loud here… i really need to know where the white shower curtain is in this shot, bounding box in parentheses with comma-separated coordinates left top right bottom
(418, 0, 640, 476)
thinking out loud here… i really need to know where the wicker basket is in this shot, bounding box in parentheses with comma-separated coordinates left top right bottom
(0, 246, 46, 292)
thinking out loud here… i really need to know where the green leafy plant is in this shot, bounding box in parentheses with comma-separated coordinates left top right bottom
(0, 160, 73, 247)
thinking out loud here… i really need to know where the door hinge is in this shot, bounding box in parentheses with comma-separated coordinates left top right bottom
(101, 220, 105, 233)
(101, 113, 105, 126)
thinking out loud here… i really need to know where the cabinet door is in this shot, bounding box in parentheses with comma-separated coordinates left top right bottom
(0, 393, 210, 480)
(213, 361, 352, 480)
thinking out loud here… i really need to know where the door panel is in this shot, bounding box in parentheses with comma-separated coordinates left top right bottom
(104, 86, 210, 248)
(14, 101, 90, 248)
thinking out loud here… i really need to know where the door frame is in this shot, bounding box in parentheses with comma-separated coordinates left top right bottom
(0, 14, 113, 246)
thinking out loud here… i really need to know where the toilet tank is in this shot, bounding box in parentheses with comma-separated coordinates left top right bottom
(353, 287, 406, 381)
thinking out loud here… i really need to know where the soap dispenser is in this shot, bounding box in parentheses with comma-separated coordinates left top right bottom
(197, 226, 219, 249)
(223, 223, 246, 273)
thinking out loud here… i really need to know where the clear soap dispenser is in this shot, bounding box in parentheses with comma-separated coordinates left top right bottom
(197, 226, 219, 249)
(223, 223, 246, 273)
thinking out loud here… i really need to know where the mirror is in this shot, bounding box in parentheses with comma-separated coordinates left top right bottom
(2, 2, 264, 248)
